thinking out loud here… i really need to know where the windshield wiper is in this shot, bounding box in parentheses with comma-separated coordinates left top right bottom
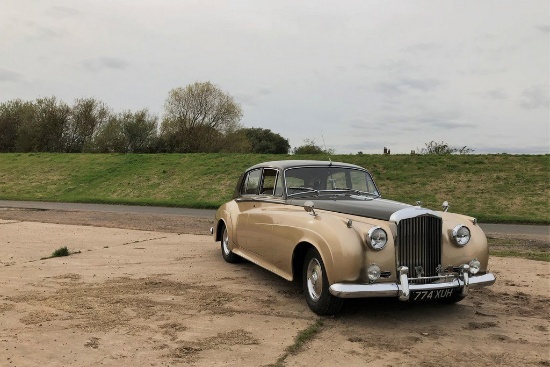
(324, 188, 380, 198)
(287, 187, 320, 198)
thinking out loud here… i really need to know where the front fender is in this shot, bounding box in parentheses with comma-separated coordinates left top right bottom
(271, 209, 365, 284)
(440, 212, 489, 271)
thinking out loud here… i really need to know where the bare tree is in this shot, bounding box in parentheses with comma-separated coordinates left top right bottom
(161, 82, 243, 152)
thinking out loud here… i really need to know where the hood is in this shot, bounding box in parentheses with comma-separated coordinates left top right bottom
(288, 197, 412, 221)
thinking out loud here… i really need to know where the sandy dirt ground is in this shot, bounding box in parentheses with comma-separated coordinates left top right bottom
(0, 208, 549, 367)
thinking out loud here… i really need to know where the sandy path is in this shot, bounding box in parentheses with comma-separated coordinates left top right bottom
(0, 215, 548, 366)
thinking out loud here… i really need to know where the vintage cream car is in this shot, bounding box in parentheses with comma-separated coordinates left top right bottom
(211, 160, 495, 315)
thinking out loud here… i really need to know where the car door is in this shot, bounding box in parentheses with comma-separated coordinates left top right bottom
(234, 168, 262, 249)
(241, 168, 283, 261)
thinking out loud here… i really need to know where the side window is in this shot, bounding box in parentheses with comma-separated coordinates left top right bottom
(260, 169, 277, 195)
(241, 169, 262, 195)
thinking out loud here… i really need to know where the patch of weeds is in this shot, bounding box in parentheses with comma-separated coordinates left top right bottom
(52, 246, 69, 257)
(41, 246, 80, 260)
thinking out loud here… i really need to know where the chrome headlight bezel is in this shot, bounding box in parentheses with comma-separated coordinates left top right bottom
(452, 225, 471, 246)
(366, 226, 388, 251)
(469, 259, 481, 274)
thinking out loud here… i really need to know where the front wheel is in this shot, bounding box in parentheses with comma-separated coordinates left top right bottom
(303, 248, 343, 315)
(221, 226, 240, 263)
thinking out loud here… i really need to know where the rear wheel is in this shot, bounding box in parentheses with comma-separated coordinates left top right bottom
(303, 248, 343, 315)
(221, 225, 240, 263)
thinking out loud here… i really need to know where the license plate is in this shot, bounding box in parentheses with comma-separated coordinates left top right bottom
(412, 288, 454, 301)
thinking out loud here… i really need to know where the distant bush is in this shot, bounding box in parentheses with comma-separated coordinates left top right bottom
(417, 140, 474, 154)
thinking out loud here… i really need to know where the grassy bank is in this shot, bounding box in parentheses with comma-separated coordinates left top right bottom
(0, 153, 548, 224)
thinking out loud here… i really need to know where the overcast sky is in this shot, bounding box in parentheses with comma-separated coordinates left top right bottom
(1, 1, 548, 154)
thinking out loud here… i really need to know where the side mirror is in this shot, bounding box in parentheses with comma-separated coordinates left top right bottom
(304, 201, 317, 217)
(442, 201, 449, 212)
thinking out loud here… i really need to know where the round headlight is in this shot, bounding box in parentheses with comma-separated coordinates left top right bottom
(452, 225, 471, 246)
(367, 264, 381, 282)
(367, 226, 388, 250)
(469, 259, 481, 275)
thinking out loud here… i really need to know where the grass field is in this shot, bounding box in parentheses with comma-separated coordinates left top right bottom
(0, 153, 548, 224)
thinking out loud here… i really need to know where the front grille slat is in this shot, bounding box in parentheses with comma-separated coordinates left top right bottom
(397, 215, 442, 284)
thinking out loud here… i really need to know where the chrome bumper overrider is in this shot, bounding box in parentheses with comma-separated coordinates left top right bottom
(329, 265, 496, 301)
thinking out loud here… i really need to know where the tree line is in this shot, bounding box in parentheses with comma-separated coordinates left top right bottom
(0, 82, 291, 154)
(1, 81, 474, 155)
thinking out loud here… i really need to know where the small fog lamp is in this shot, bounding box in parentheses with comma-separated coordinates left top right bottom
(469, 259, 481, 275)
(367, 264, 381, 282)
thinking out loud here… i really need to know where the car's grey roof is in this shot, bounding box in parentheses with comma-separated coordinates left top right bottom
(247, 160, 366, 171)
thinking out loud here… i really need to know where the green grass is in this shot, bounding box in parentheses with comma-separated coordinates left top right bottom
(267, 319, 325, 367)
(0, 153, 548, 224)
(488, 237, 549, 262)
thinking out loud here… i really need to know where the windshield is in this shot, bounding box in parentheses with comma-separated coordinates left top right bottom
(285, 166, 379, 198)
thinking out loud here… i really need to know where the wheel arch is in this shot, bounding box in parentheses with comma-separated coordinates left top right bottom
(215, 219, 227, 242)
(291, 242, 316, 283)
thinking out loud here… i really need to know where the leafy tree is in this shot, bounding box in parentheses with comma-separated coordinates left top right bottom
(91, 110, 159, 153)
(0, 99, 34, 152)
(293, 139, 334, 155)
(161, 82, 243, 152)
(120, 109, 158, 153)
(242, 128, 290, 154)
(16, 97, 70, 152)
(221, 129, 253, 153)
(417, 140, 474, 155)
(91, 115, 127, 153)
(64, 98, 109, 153)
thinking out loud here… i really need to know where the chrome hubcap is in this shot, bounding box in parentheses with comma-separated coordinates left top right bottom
(307, 258, 323, 302)
(222, 228, 230, 256)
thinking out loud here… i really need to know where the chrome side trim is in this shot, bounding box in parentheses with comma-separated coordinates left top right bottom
(329, 272, 496, 299)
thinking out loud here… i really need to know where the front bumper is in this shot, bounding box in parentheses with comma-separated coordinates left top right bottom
(329, 265, 496, 301)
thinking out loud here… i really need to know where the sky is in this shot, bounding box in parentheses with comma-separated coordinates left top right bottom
(1, 1, 549, 154)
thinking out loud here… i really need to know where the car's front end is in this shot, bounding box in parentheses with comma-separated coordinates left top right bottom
(326, 206, 496, 302)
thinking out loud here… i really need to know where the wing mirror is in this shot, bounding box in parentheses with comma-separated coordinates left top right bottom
(442, 201, 449, 212)
(304, 201, 317, 217)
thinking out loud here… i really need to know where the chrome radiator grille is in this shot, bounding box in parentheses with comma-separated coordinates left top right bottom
(396, 215, 442, 282)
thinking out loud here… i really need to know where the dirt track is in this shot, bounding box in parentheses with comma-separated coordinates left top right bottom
(0, 208, 549, 366)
